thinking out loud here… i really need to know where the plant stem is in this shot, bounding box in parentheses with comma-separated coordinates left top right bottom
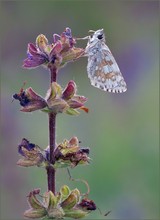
(47, 66, 57, 194)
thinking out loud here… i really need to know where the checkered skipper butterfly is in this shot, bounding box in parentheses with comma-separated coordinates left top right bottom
(85, 29, 127, 93)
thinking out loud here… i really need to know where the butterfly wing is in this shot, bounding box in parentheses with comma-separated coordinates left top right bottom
(87, 43, 127, 93)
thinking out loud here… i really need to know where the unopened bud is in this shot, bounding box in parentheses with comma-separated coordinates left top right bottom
(60, 185, 70, 200)
(69, 137, 79, 146)
(27, 190, 44, 209)
(62, 80, 77, 100)
(61, 191, 78, 210)
(36, 34, 49, 53)
(47, 191, 58, 209)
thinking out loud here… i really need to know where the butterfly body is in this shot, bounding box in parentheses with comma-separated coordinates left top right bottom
(85, 29, 127, 93)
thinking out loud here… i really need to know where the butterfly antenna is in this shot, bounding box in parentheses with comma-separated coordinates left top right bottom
(76, 29, 96, 40)
(76, 36, 89, 40)
(67, 168, 90, 197)
(88, 30, 96, 33)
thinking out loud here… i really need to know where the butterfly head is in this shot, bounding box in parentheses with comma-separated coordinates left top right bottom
(88, 29, 105, 44)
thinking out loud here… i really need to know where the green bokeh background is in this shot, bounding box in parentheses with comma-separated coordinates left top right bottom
(1, 1, 159, 219)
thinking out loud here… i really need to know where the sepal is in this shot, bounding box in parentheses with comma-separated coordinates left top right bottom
(43, 191, 58, 210)
(17, 138, 47, 167)
(62, 80, 76, 100)
(60, 185, 71, 201)
(27, 189, 44, 209)
(49, 137, 90, 168)
(23, 187, 96, 219)
(61, 189, 80, 210)
(44, 81, 88, 115)
(24, 208, 47, 219)
(36, 34, 49, 53)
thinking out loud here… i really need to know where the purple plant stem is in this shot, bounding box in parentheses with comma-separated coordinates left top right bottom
(47, 66, 57, 194)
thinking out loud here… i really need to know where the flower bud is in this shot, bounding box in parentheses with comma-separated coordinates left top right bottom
(49, 41, 63, 58)
(72, 189, 81, 200)
(69, 136, 79, 147)
(60, 185, 71, 200)
(61, 191, 79, 210)
(45, 82, 62, 101)
(36, 34, 49, 53)
(62, 80, 77, 100)
(46, 82, 69, 113)
(44, 191, 57, 210)
(64, 27, 76, 47)
(27, 190, 44, 209)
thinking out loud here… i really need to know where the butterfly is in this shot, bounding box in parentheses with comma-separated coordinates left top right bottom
(85, 29, 127, 93)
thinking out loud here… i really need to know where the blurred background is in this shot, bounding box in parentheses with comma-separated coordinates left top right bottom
(1, 1, 159, 219)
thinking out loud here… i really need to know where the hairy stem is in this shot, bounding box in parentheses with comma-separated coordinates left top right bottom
(47, 66, 57, 193)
